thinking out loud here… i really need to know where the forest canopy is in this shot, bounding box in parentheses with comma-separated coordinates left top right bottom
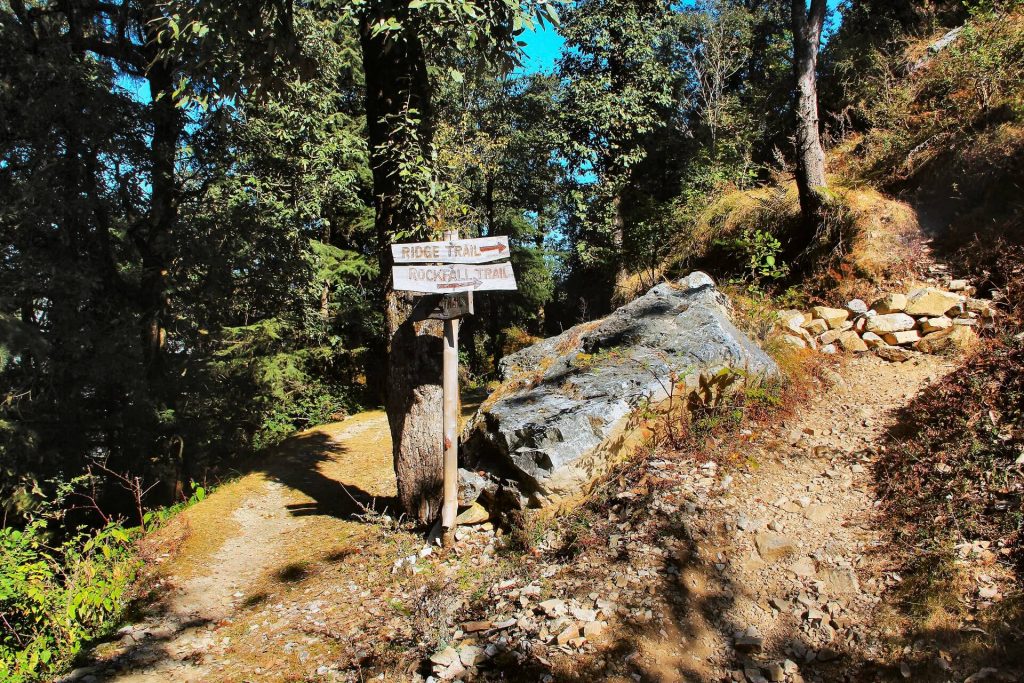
(0, 0, 1005, 525)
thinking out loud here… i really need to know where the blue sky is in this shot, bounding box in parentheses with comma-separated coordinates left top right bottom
(517, 0, 844, 74)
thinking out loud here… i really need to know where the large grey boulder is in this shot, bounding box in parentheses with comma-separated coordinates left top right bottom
(461, 272, 779, 507)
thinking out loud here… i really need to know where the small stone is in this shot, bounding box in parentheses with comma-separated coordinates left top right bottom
(883, 330, 922, 346)
(920, 316, 952, 334)
(556, 624, 580, 646)
(430, 647, 460, 667)
(735, 633, 764, 653)
(754, 532, 798, 561)
(802, 504, 832, 524)
(455, 502, 490, 525)
(789, 556, 817, 577)
(965, 298, 996, 317)
(978, 585, 999, 600)
(871, 293, 907, 314)
(905, 287, 962, 317)
(866, 312, 916, 334)
(462, 620, 491, 633)
(811, 306, 850, 329)
(778, 309, 809, 328)
(820, 344, 838, 355)
(583, 621, 605, 638)
(846, 299, 868, 315)
(861, 331, 885, 348)
(459, 645, 484, 666)
(802, 318, 829, 336)
(440, 660, 466, 680)
(836, 331, 868, 353)
(948, 279, 968, 291)
(876, 346, 915, 362)
(820, 566, 860, 595)
(539, 599, 566, 617)
(766, 663, 785, 682)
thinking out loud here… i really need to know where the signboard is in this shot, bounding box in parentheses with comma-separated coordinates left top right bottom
(392, 263, 517, 294)
(411, 292, 474, 321)
(389, 231, 518, 540)
(391, 236, 510, 264)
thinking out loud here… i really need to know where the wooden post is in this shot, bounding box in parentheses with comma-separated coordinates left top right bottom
(441, 316, 459, 530)
(441, 229, 460, 532)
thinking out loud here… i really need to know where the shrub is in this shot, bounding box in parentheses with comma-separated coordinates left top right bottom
(877, 335, 1024, 594)
(0, 521, 139, 682)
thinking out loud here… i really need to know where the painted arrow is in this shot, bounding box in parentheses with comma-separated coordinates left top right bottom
(392, 236, 510, 264)
(438, 279, 483, 290)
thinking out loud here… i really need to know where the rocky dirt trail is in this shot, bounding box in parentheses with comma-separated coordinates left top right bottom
(434, 351, 964, 683)
(58, 412, 398, 683)
(666, 352, 961, 682)
(59, 350, 976, 683)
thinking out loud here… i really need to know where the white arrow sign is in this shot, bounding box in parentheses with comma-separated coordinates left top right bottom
(391, 236, 510, 264)
(392, 263, 518, 293)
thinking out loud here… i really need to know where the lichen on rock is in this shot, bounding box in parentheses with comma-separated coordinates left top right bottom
(460, 272, 779, 509)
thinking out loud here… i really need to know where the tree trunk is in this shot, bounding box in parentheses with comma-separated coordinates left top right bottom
(141, 32, 186, 500)
(791, 0, 828, 243)
(141, 55, 178, 389)
(360, 18, 444, 525)
(610, 187, 629, 306)
(320, 222, 331, 321)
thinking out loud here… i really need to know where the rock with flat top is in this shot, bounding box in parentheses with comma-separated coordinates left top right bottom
(556, 624, 580, 646)
(846, 299, 868, 315)
(966, 298, 997, 318)
(861, 331, 885, 349)
(884, 330, 922, 346)
(811, 306, 850, 329)
(866, 313, 916, 334)
(871, 293, 907, 314)
(917, 325, 978, 354)
(920, 316, 952, 334)
(454, 502, 490, 526)
(462, 272, 778, 505)
(819, 329, 843, 345)
(802, 319, 828, 336)
(778, 309, 809, 328)
(836, 331, 868, 353)
(755, 532, 798, 561)
(905, 287, 962, 317)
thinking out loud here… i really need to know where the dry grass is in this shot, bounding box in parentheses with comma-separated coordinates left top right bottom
(672, 178, 926, 302)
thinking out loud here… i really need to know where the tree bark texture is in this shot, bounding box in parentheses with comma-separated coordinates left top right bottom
(791, 0, 828, 236)
(359, 18, 444, 525)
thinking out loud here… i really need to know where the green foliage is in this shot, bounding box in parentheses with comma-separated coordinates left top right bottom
(0, 521, 138, 682)
(716, 229, 790, 282)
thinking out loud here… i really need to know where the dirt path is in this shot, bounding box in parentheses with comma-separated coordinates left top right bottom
(433, 350, 961, 683)
(59, 412, 397, 683)
(61, 351, 968, 683)
(628, 351, 960, 682)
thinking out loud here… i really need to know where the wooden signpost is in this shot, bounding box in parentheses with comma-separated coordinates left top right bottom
(392, 231, 517, 535)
